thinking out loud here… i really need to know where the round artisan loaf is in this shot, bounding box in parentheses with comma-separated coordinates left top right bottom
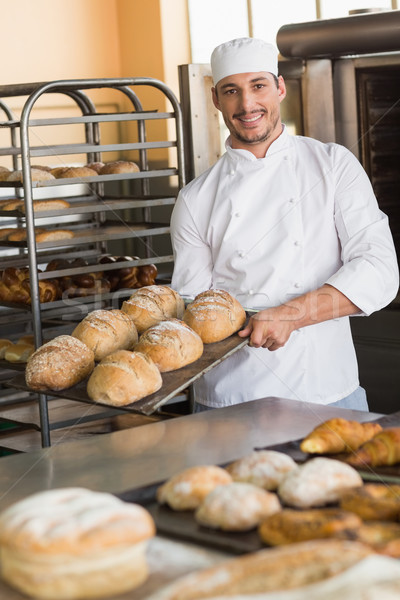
(99, 160, 140, 174)
(157, 465, 233, 511)
(195, 482, 281, 531)
(0, 487, 155, 600)
(183, 289, 246, 343)
(86, 349, 162, 406)
(25, 335, 95, 391)
(225, 450, 298, 491)
(72, 309, 138, 361)
(278, 457, 363, 508)
(134, 318, 203, 372)
(121, 285, 185, 333)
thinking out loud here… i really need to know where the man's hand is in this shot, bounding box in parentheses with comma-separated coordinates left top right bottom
(238, 305, 298, 350)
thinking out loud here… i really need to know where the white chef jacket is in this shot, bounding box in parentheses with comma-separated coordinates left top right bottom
(170, 126, 399, 407)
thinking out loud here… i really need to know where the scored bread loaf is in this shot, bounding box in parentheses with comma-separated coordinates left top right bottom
(25, 335, 95, 391)
(183, 289, 246, 343)
(71, 309, 138, 361)
(225, 450, 298, 491)
(346, 428, 400, 467)
(134, 318, 203, 372)
(99, 160, 140, 174)
(121, 285, 185, 333)
(87, 350, 162, 406)
(0, 487, 155, 600)
(300, 417, 383, 454)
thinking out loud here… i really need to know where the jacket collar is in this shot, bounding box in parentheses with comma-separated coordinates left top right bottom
(225, 124, 289, 163)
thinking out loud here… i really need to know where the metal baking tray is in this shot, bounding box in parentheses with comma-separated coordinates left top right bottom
(7, 334, 249, 416)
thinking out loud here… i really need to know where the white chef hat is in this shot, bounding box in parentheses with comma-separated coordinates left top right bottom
(211, 37, 278, 85)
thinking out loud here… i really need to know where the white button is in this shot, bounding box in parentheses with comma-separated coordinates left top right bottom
(248, 289, 254, 295)
(294, 282, 301, 288)
(234, 211, 240, 218)
(284, 155, 289, 160)
(289, 198, 295, 204)
(230, 169, 235, 175)
(238, 251, 245, 258)
(294, 240, 301, 246)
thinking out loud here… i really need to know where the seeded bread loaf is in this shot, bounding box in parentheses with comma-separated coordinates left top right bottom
(121, 285, 185, 333)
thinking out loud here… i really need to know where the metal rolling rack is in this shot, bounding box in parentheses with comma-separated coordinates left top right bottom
(0, 77, 186, 448)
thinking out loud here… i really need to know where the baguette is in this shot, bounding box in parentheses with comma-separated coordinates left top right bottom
(87, 350, 162, 406)
(183, 289, 246, 343)
(121, 285, 185, 333)
(134, 318, 203, 372)
(300, 418, 383, 454)
(346, 428, 400, 467)
(25, 335, 95, 391)
(72, 309, 138, 361)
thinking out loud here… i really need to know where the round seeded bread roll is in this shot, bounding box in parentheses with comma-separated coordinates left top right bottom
(72, 309, 138, 361)
(0, 487, 155, 600)
(195, 482, 281, 531)
(226, 450, 298, 491)
(86, 350, 162, 406)
(54, 166, 98, 178)
(183, 289, 246, 343)
(156, 465, 233, 511)
(99, 160, 140, 174)
(121, 285, 185, 333)
(258, 507, 362, 546)
(278, 457, 363, 509)
(134, 318, 203, 372)
(25, 335, 95, 392)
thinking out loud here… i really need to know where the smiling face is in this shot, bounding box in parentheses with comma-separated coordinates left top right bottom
(212, 71, 286, 158)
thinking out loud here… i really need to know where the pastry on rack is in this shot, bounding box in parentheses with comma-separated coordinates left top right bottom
(258, 507, 362, 546)
(195, 481, 281, 531)
(300, 417, 382, 454)
(183, 289, 246, 343)
(52, 166, 98, 178)
(6, 168, 55, 182)
(157, 465, 233, 510)
(99, 160, 140, 174)
(339, 482, 400, 521)
(0, 487, 156, 599)
(346, 428, 400, 467)
(121, 285, 185, 333)
(134, 318, 203, 372)
(72, 309, 138, 361)
(225, 450, 298, 491)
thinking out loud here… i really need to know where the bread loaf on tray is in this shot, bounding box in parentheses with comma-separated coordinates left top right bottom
(134, 318, 203, 372)
(183, 289, 246, 343)
(121, 285, 185, 333)
(87, 349, 162, 406)
(72, 309, 138, 361)
(25, 335, 95, 391)
(0, 487, 155, 600)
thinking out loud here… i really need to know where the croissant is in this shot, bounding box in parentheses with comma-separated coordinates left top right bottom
(300, 418, 382, 454)
(346, 428, 400, 467)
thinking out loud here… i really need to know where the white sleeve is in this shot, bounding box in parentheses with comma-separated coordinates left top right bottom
(325, 146, 399, 315)
(170, 190, 213, 297)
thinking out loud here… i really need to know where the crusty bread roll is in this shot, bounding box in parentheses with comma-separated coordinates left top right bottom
(278, 457, 363, 509)
(6, 168, 55, 182)
(25, 335, 95, 391)
(258, 507, 362, 546)
(0, 199, 24, 211)
(339, 483, 400, 521)
(300, 417, 383, 454)
(54, 166, 98, 178)
(0, 487, 155, 600)
(87, 350, 162, 406)
(121, 285, 185, 333)
(99, 160, 140, 174)
(21, 199, 71, 213)
(157, 465, 233, 511)
(0, 227, 18, 240)
(72, 309, 138, 361)
(85, 161, 105, 173)
(225, 450, 298, 491)
(152, 539, 372, 599)
(183, 289, 246, 343)
(36, 229, 74, 242)
(195, 482, 281, 531)
(134, 318, 203, 372)
(0, 338, 13, 358)
(4, 342, 34, 363)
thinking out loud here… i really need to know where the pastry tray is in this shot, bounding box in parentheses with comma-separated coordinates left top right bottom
(6, 334, 249, 416)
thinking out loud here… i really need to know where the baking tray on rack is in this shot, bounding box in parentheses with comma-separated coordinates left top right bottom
(7, 334, 249, 416)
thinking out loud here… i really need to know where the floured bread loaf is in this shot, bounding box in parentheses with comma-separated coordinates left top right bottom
(278, 457, 362, 508)
(226, 450, 298, 491)
(72, 309, 138, 361)
(0, 487, 155, 599)
(25, 335, 95, 391)
(121, 285, 185, 333)
(135, 318, 203, 372)
(183, 289, 246, 343)
(87, 350, 162, 406)
(157, 465, 232, 510)
(195, 482, 281, 531)
(99, 160, 140, 174)
(151, 539, 372, 599)
(258, 507, 362, 545)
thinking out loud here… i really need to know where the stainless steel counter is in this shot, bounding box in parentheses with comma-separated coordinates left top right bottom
(0, 397, 380, 511)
